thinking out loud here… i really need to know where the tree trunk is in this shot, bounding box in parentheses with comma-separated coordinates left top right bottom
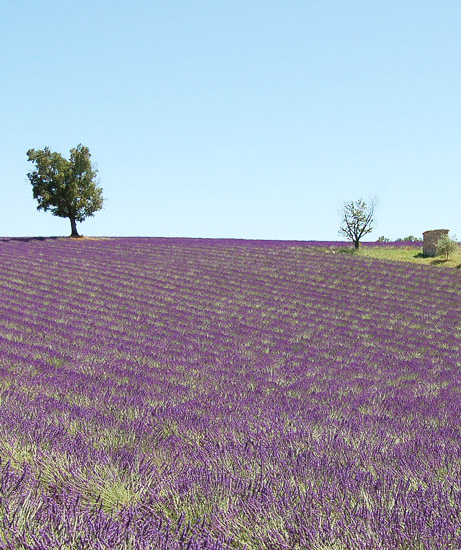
(353, 240, 360, 249)
(69, 216, 80, 238)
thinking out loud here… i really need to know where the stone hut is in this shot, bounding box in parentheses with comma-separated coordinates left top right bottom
(423, 229, 449, 257)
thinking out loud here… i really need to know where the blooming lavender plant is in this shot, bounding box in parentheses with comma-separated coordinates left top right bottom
(0, 237, 459, 549)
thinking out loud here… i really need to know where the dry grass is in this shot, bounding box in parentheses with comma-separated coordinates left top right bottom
(335, 245, 461, 269)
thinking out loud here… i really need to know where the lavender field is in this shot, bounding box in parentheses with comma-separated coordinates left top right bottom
(0, 237, 459, 549)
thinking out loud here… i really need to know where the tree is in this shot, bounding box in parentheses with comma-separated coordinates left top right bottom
(396, 235, 422, 242)
(338, 198, 377, 249)
(27, 144, 103, 237)
(435, 233, 459, 259)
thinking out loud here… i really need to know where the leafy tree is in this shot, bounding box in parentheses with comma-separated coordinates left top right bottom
(435, 233, 459, 259)
(377, 236, 390, 242)
(339, 198, 377, 249)
(396, 235, 422, 242)
(27, 144, 103, 237)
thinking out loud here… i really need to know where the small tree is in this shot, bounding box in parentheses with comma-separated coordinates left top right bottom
(27, 144, 103, 237)
(435, 233, 459, 259)
(396, 235, 422, 242)
(339, 198, 377, 249)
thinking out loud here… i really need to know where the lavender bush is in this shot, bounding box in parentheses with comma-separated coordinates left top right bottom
(0, 237, 459, 549)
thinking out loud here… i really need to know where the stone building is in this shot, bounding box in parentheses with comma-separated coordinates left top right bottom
(423, 229, 449, 257)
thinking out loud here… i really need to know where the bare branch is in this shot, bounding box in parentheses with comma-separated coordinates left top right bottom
(338, 197, 377, 248)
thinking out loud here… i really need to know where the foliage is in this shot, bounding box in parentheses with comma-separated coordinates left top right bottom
(0, 237, 459, 549)
(396, 235, 422, 242)
(376, 236, 390, 242)
(436, 233, 459, 259)
(26, 144, 103, 237)
(338, 198, 377, 249)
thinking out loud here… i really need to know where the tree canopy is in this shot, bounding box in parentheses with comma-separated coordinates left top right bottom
(339, 198, 377, 249)
(27, 144, 103, 237)
(436, 233, 459, 259)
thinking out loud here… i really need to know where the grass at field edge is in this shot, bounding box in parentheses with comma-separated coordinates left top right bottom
(328, 245, 461, 269)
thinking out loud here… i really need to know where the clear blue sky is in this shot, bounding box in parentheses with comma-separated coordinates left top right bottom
(1, 1, 460, 240)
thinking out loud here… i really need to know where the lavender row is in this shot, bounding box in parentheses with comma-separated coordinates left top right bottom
(0, 237, 459, 549)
